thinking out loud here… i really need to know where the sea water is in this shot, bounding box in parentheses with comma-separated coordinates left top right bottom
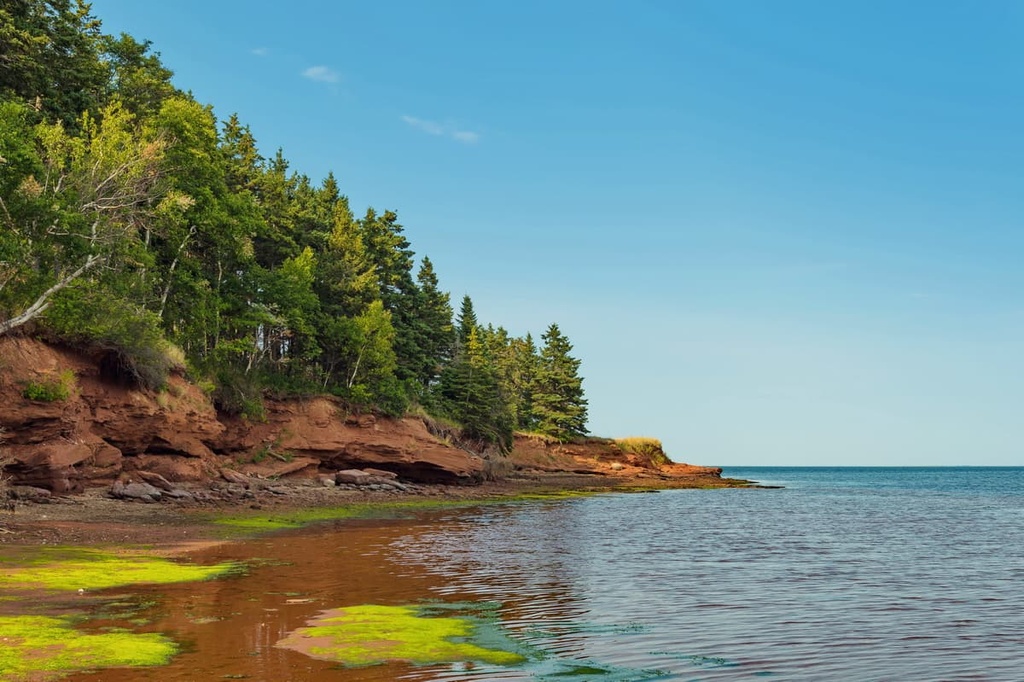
(387, 467, 1024, 680)
(62, 468, 1024, 681)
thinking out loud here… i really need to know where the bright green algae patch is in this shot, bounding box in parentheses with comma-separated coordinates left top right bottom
(0, 548, 237, 592)
(0, 615, 175, 679)
(276, 603, 526, 667)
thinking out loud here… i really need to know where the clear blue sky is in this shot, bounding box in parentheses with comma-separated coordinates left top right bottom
(92, 1, 1024, 466)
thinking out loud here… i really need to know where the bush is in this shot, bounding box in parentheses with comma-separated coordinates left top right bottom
(43, 283, 177, 391)
(22, 370, 75, 402)
(211, 368, 265, 421)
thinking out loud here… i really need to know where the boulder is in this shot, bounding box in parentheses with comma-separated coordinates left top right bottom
(110, 480, 163, 502)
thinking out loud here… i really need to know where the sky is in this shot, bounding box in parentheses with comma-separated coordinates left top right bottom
(90, 0, 1024, 467)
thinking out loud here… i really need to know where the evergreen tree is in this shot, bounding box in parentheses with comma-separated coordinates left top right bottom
(412, 257, 454, 390)
(0, 0, 108, 128)
(530, 323, 588, 441)
(436, 327, 513, 449)
(456, 295, 478, 348)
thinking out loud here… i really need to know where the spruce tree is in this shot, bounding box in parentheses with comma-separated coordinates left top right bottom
(530, 323, 588, 441)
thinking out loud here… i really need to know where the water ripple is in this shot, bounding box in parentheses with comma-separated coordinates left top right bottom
(387, 471, 1024, 680)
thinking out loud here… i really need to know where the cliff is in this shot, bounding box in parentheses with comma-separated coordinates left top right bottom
(0, 337, 723, 496)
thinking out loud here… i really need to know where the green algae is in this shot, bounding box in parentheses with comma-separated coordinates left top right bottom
(275, 603, 527, 668)
(214, 492, 605, 535)
(0, 547, 238, 592)
(0, 615, 175, 679)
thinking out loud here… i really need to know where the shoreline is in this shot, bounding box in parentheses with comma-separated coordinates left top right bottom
(0, 470, 753, 550)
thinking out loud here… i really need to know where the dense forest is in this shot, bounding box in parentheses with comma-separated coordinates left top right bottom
(0, 0, 588, 450)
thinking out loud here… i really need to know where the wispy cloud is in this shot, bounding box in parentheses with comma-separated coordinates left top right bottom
(401, 115, 480, 144)
(302, 65, 340, 84)
(251, 47, 269, 57)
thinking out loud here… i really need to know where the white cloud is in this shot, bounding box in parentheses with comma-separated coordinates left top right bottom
(401, 115, 480, 144)
(451, 130, 480, 144)
(401, 115, 445, 136)
(302, 65, 340, 84)
(251, 47, 269, 57)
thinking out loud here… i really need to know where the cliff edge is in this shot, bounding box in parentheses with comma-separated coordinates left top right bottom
(0, 337, 724, 496)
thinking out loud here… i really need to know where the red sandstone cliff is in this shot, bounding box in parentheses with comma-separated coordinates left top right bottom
(0, 337, 722, 494)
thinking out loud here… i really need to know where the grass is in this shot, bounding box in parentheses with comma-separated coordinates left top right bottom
(614, 437, 671, 466)
(0, 615, 176, 679)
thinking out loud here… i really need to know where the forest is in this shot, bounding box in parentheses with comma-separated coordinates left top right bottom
(0, 0, 588, 451)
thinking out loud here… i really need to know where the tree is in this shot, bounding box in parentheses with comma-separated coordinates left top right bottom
(436, 327, 513, 449)
(456, 294, 478, 348)
(0, 0, 108, 128)
(530, 323, 588, 441)
(101, 33, 176, 117)
(412, 257, 454, 390)
(0, 100, 166, 335)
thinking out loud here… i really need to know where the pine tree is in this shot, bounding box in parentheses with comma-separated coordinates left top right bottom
(456, 295, 479, 348)
(530, 323, 588, 441)
(436, 327, 513, 449)
(413, 257, 454, 390)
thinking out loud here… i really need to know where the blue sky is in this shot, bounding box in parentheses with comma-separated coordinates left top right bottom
(92, 1, 1024, 466)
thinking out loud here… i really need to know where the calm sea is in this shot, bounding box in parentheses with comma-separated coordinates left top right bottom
(388, 467, 1024, 681)
(65, 467, 1024, 681)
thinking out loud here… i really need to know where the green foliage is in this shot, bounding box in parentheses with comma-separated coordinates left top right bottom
(44, 283, 176, 390)
(0, 6, 594, 441)
(530, 323, 589, 441)
(22, 370, 75, 402)
(210, 366, 266, 421)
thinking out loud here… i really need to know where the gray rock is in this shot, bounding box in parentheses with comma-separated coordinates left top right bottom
(11, 486, 52, 502)
(111, 481, 163, 503)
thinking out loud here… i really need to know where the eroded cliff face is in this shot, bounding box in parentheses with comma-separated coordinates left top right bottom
(507, 434, 723, 480)
(0, 338, 484, 492)
(0, 338, 724, 495)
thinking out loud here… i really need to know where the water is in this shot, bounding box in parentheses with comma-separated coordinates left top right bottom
(60, 468, 1024, 680)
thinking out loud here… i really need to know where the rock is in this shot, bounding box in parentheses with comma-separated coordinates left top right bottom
(362, 467, 398, 480)
(220, 469, 250, 487)
(136, 471, 175, 491)
(267, 486, 290, 496)
(162, 488, 193, 500)
(10, 486, 52, 502)
(110, 480, 163, 502)
(335, 469, 372, 485)
(317, 475, 336, 487)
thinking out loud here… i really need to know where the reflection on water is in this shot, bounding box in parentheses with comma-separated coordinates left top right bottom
(50, 471, 1024, 680)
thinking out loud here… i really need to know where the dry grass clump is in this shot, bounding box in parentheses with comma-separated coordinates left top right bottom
(614, 437, 671, 466)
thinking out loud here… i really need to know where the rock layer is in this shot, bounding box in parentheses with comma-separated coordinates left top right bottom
(0, 338, 721, 495)
(0, 338, 484, 492)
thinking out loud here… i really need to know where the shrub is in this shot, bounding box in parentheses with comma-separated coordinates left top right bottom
(22, 370, 75, 402)
(43, 283, 176, 391)
(211, 368, 265, 421)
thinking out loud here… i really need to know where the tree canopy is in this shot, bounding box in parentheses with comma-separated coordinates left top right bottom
(0, 0, 590, 447)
